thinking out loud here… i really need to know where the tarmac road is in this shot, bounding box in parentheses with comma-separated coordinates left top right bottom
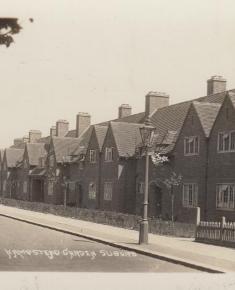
(0, 216, 199, 272)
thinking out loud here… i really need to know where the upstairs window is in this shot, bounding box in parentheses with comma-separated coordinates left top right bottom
(216, 184, 235, 210)
(105, 147, 114, 162)
(184, 136, 199, 155)
(183, 183, 198, 207)
(104, 182, 112, 201)
(88, 182, 96, 199)
(89, 150, 97, 163)
(218, 131, 235, 152)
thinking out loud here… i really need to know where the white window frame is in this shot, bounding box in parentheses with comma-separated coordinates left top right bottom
(89, 149, 97, 163)
(105, 147, 114, 162)
(216, 184, 235, 210)
(104, 182, 113, 201)
(184, 136, 199, 156)
(217, 131, 235, 153)
(88, 182, 96, 200)
(182, 183, 198, 207)
(136, 182, 145, 194)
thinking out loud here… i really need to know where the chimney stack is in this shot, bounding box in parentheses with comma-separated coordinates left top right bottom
(29, 130, 42, 143)
(118, 104, 132, 119)
(13, 138, 23, 147)
(56, 120, 69, 137)
(145, 91, 169, 117)
(76, 113, 91, 138)
(207, 75, 226, 95)
(50, 126, 56, 137)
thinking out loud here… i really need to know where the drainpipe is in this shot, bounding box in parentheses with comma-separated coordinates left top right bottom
(98, 152, 102, 209)
(204, 138, 209, 220)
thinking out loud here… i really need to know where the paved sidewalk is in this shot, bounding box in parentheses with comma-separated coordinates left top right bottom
(0, 204, 235, 273)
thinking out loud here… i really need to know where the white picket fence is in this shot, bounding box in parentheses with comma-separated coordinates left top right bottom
(196, 217, 235, 246)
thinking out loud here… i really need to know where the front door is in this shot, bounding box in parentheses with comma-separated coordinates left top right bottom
(32, 179, 44, 202)
(148, 184, 162, 218)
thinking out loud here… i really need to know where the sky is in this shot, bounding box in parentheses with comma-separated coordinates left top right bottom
(1, 0, 235, 147)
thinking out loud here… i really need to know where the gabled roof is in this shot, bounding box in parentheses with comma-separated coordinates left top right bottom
(150, 101, 192, 144)
(94, 125, 108, 151)
(5, 148, 24, 168)
(26, 143, 47, 166)
(193, 102, 221, 137)
(110, 122, 142, 157)
(149, 89, 235, 152)
(52, 137, 81, 163)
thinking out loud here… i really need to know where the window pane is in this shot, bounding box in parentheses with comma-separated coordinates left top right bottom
(218, 133, 224, 151)
(224, 134, 229, 151)
(230, 132, 235, 150)
(195, 137, 199, 153)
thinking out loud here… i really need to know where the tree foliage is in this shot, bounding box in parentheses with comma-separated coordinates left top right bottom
(0, 18, 22, 47)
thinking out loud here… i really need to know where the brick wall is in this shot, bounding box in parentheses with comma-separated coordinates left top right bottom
(173, 105, 208, 221)
(207, 97, 235, 221)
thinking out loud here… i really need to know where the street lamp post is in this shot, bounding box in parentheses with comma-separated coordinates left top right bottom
(139, 117, 156, 245)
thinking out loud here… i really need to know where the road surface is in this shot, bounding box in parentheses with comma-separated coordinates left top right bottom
(0, 216, 199, 272)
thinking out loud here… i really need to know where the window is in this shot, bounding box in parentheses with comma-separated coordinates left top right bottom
(88, 182, 96, 199)
(136, 182, 144, 194)
(216, 184, 235, 210)
(89, 150, 97, 163)
(105, 147, 114, 162)
(183, 183, 198, 207)
(104, 182, 113, 201)
(23, 181, 28, 194)
(218, 131, 235, 152)
(48, 181, 54, 196)
(184, 136, 199, 155)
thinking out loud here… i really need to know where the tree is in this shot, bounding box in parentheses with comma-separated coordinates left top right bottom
(151, 152, 182, 222)
(163, 171, 182, 222)
(0, 18, 22, 47)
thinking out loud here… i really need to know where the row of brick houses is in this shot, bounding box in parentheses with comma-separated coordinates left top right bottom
(1, 75, 235, 223)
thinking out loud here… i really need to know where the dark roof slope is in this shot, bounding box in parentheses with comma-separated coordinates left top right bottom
(52, 137, 81, 163)
(94, 125, 108, 151)
(98, 112, 145, 126)
(193, 102, 221, 137)
(5, 148, 24, 168)
(26, 143, 47, 166)
(110, 122, 142, 157)
(150, 89, 235, 149)
(66, 130, 76, 138)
